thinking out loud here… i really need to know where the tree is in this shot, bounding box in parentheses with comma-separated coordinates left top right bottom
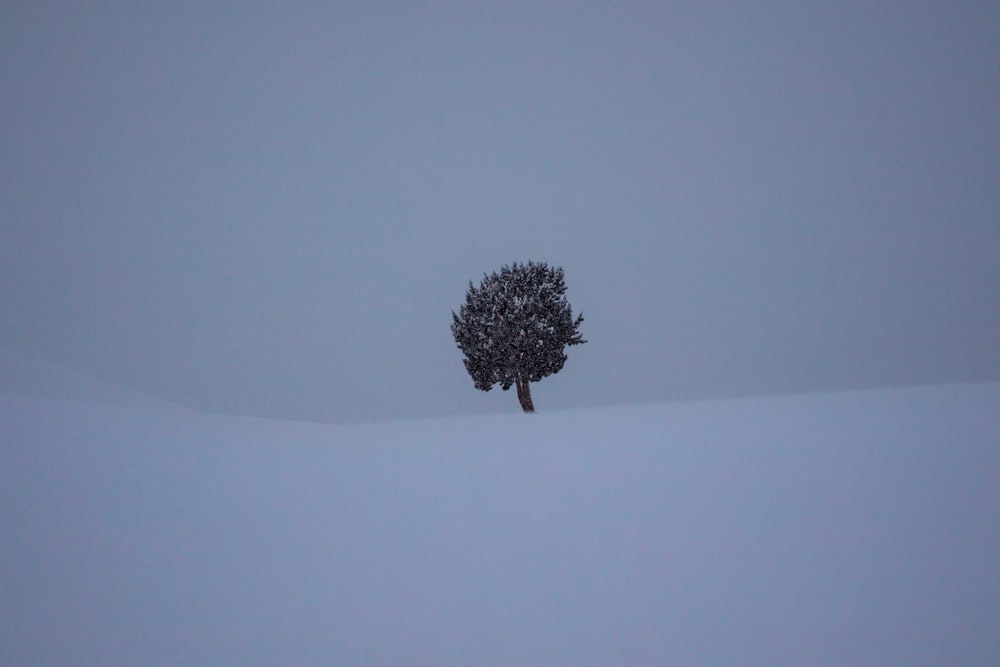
(451, 261, 586, 413)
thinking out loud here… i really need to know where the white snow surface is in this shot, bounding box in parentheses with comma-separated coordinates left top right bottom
(2, 358, 998, 666)
(0, 348, 184, 410)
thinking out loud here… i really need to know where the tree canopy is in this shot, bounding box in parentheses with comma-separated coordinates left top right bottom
(451, 261, 585, 412)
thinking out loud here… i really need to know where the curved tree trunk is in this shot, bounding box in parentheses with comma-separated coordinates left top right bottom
(515, 377, 535, 413)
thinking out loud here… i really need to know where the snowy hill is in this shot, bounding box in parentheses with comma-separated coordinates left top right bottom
(2, 375, 998, 666)
(0, 347, 184, 410)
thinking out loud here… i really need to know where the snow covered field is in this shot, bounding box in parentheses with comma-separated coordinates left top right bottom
(2, 354, 998, 666)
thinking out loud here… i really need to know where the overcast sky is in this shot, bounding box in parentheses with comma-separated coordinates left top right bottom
(3, 2, 998, 422)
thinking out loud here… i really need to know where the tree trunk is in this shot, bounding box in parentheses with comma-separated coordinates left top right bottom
(515, 377, 535, 413)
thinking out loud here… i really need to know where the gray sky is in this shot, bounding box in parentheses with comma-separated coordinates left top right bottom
(3, 1, 998, 422)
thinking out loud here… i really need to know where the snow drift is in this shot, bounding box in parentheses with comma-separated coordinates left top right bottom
(2, 356, 998, 666)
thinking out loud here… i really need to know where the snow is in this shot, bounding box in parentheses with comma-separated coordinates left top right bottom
(0, 348, 183, 410)
(2, 356, 998, 666)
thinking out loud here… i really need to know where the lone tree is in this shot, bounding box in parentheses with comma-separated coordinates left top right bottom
(451, 261, 586, 413)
